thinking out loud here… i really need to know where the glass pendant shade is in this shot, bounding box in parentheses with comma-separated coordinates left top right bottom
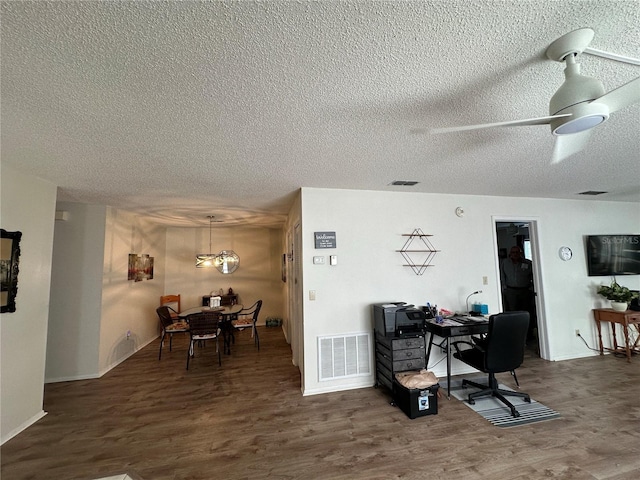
(194, 217, 240, 272)
(195, 254, 216, 268)
(214, 250, 240, 274)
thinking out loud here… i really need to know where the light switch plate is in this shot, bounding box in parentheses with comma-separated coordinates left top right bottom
(313, 256, 325, 265)
(329, 255, 337, 265)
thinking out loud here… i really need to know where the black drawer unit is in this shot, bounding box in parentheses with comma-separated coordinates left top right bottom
(374, 331, 425, 391)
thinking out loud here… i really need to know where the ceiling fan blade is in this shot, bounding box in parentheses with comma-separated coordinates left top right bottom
(595, 76, 640, 114)
(551, 129, 592, 164)
(430, 114, 571, 134)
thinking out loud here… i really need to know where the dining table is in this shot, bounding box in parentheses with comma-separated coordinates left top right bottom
(178, 305, 243, 355)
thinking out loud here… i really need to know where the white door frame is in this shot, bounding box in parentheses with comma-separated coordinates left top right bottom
(292, 223, 304, 389)
(492, 216, 549, 360)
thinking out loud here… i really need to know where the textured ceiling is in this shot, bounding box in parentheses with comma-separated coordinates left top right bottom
(2, 1, 639, 228)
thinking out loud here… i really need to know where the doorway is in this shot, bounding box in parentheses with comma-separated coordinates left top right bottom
(494, 218, 546, 358)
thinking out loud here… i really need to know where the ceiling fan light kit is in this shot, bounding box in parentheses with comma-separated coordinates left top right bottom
(429, 27, 640, 163)
(551, 102, 608, 135)
(549, 54, 608, 135)
(545, 27, 595, 62)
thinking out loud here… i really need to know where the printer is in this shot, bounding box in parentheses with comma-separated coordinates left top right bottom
(372, 302, 426, 337)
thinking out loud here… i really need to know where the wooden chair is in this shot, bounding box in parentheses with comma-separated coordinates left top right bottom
(230, 300, 263, 350)
(160, 294, 181, 319)
(156, 306, 189, 360)
(186, 312, 222, 369)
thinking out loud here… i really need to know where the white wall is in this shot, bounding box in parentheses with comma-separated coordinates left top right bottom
(46, 203, 106, 381)
(1, 165, 57, 444)
(46, 204, 166, 382)
(300, 187, 640, 395)
(164, 225, 284, 323)
(99, 207, 167, 375)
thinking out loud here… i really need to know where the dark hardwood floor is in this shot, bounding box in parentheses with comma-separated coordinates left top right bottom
(2, 327, 640, 480)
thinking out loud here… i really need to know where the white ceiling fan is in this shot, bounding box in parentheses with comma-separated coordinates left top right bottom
(430, 28, 640, 163)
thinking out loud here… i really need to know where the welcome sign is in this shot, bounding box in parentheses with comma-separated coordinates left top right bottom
(314, 231, 336, 249)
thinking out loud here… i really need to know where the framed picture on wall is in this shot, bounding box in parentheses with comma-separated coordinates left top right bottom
(1, 229, 22, 313)
(128, 254, 137, 280)
(282, 253, 287, 283)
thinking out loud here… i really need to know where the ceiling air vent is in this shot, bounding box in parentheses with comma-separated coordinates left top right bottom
(390, 180, 419, 186)
(578, 190, 608, 196)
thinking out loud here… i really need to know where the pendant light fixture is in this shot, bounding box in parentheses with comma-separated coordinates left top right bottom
(214, 250, 240, 274)
(195, 216, 216, 268)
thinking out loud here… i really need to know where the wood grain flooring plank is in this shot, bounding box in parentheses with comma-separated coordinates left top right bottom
(2, 328, 640, 479)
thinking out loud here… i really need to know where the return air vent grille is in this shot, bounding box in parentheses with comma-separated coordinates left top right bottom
(318, 333, 370, 381)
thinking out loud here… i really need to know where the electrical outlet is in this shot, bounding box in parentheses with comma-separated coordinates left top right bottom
(482, 276, 488, 285)
(575, 329, 580, 336)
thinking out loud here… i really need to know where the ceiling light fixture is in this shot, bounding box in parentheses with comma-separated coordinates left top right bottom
(195, 216, 217, 268)
(549, 55, 608, 135)
(214, 250, 240, 274)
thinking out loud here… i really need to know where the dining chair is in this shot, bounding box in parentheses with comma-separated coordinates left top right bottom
(230, 300, 263, 350)
(186, 312, 222, 369)
(160, 294, 181, 319)
(156, 306, 189, 360)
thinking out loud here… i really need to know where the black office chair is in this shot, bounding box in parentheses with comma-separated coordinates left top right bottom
(452, 311, 531, 418)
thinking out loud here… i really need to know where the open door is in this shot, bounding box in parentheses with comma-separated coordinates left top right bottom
(494, 218, 547, 359)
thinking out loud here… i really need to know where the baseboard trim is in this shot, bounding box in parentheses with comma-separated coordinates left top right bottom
(98, 336, 157, 377)
(45, 336, 158, 384)
(302, 380, 372, 396)
(45, 373, 101, 383)
(1, 410, 47, 445)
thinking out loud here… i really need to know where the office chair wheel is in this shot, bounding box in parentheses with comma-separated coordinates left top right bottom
(468, 399, 475, 405)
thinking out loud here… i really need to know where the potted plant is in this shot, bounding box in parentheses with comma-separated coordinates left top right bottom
(597, 280, 639, 311)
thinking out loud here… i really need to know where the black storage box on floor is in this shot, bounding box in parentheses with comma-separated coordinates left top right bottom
(392, 381, 439, 419)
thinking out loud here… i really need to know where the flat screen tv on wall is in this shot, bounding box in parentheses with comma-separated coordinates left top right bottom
(586, 235, 640, 276)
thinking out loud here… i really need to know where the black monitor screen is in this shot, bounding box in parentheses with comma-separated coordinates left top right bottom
(586, 235, 640, 276)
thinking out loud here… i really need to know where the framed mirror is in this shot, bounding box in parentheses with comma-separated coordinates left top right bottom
(1, 229, 22, 313)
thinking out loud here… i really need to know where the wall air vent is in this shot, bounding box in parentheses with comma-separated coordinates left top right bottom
(390, 180, 419, 186)
(578, 190, 608, 196)
(318, 333, 370, 381)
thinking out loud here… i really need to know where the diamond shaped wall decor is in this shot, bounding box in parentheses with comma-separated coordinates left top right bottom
(397, 228, 439, 275)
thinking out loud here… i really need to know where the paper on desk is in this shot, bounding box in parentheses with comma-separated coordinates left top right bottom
(442, 319, 465, 326)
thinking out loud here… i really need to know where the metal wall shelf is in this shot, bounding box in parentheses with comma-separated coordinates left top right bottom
(397, 228, 439, 275)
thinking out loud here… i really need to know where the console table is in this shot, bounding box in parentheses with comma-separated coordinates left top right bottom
(593, 308, 640, 363)
(202, 294, 239, 306)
